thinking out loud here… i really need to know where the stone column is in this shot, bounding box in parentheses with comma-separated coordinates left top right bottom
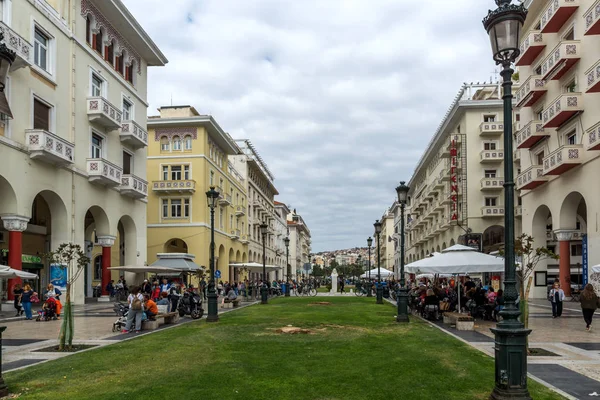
(331, 268, 338, 294)
(1, 215, 29, 300)
(555, 230, 574, 297)
(97, 235, 116, 299)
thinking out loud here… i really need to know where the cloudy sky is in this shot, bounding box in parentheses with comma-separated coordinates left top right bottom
(123, 0, 500, 252)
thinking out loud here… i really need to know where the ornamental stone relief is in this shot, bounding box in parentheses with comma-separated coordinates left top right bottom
(1, 215, 29, 232)
(154, 127, 198, 141)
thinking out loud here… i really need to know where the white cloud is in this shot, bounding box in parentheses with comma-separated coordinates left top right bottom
(123, 0, 499, 252)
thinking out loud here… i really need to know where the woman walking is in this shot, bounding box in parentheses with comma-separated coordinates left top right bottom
(122, 286, 144, 333)
(549, 282, 565, 318)
(13, 284, 24, 317)
(21, 284, 37, 320)
(580, 284, 600, 331)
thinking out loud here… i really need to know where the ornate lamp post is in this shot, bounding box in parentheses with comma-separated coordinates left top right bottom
(374, 220, 383, 304)
(367, 237, 373, 297)
(395, 181, 410, 323)
(205, 186, 220, 322)
(284, 236, 290, 297)
(260, 222, 269, 304)
(483, 1, 530, 399)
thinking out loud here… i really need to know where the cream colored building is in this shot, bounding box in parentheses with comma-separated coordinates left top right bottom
(516, 0, 598, 298)
(286, 210, 311, 279)
(405, 83, 522, 268)
(376, 207, 395, 274)
(274, 201, 290, 276)
(0, 0, 165, 304)
(146, 106, 249, 284)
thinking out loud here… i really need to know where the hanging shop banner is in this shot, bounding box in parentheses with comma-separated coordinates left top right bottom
(50, 263, 67, 293)
(582, 234, 588, 285)
(465, 233, 483, 252)
(450, 136, 459, 221)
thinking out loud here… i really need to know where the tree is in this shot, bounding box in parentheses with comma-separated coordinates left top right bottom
(44, 242, 90, 351)
(501, 234, 558, 351)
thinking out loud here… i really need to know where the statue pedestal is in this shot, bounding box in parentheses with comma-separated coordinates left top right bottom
(331, 269, 338, 294)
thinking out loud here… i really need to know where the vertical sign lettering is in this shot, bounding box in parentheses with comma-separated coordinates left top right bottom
(582, 233, 588, 285)
(450, 136, 458, 221)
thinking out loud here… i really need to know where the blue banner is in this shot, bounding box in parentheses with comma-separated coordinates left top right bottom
(583, 234, 588, 285)
(50, 263, 67, 293)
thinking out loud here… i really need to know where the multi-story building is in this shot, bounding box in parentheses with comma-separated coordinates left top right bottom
(230, 140, 279, 281)
(405, 83, 521, 268)
(516, 0, 599, 297)
(146, 106, 249, 284)
(274, 201, 291, 278)
(377, 207, 396, 274)
(0, 0, 166, 304)
(286, 209, 311, 279)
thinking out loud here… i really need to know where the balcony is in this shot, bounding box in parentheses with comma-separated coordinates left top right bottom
(543, 144, 583, 175)
(120, 174, 148, 199)
(516, 31, 546, 66)
(25, 130, 74, 166)
(586, 122, 600, 151)
(0, 22, 32, 70)
(585, 60, 600, 93)
(517, 165, 548, 190)
(542, 93, 583, 128)
(152, 180, 196, 193)
(120, 120, 148, 149)
(516, 75, 547, 108)
(87, 97, 122, 130)
(584, 0, 600, 35)
(231, 230, 240, 240)
(480, 149, 503, 163)
(540, 41, 581, 81)
(219, 193, 232, 206)
(235, 205, 246, 216)
(86, 158, 122, 187)
(481, 207, 505, 218)
(540, 0, 579, 33)
(479, 121, 503, 136)
(240, 235, 249, 244)
(480, 177, 504, 191)
(515, 120, 549, 148)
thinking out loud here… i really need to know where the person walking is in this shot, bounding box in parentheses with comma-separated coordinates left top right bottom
(21, 284, 37, 320)
(13, 284, 24, 317)
(580, 284, 600, 331)
(549, 282, 565, 318)
(122, 286, 144, 333)
(339, 277, 345, 294)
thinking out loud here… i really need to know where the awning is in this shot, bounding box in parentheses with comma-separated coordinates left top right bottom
(108, 266, 191, 274)
(0, 265, 39, 279)
(150, 257, 203, 272)
(22, 262, 44, 270)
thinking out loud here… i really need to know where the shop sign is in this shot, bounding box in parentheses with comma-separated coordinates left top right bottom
(22, 254, 42, 264)
(450, 136, 459, 221)
(583, 234, 588, 285)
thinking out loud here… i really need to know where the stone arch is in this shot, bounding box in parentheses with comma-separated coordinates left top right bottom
(436, 245, 440, 252)
(450, 238, 456, 246)
(559, 191, 586, 230)
(85, 205, 110, 238)
(118, 215, 137, 266)
(483, 225, 505, 253)
(236, 250, 241, 263)
(242, 252, 247, 263)
(163, 238, 188, 253)
(442, 242, 447, 250)
(30, 190, 69, 245)
(0, 175, 17, 215)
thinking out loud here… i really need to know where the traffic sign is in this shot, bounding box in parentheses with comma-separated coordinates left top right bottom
(215, 270, 221, 279)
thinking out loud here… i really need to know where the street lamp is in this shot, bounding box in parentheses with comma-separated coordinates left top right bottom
(395, 181, 410, 323)
(374, 220, 383, 304)
(483, 1, 530, 399)
(205, 186, 220, 322)
(284, 236, 290, 297)
(367, 237, 373, 297)
(260, 222, 269, 304)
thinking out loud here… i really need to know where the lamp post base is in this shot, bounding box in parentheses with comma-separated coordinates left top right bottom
(285, 283, 290, 297)
(489, 325, 532, 400)
(396, 288, 409, 323)
(261, 285, 268, 304)
(367, 284, 373, 297)
(206, 291, 219, 323)
(376, 286, 383, 304)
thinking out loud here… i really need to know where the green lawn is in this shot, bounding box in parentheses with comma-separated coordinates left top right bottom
(6, 297, 562, 400)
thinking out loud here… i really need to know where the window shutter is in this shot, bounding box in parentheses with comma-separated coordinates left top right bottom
(33, 99, 50, 131)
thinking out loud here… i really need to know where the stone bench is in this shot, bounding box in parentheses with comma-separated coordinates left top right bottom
(443, 312, 474, 331)
(222, 298, 241, 309)
(141, 312, 179, 331)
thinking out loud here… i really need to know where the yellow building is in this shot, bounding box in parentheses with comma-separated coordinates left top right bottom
(146, 106, 249, 284)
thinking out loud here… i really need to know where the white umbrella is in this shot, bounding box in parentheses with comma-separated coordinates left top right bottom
(108, 265, 190, 274)
(591, 265, 600, 274)
(0, 265, 38, 279)
(405, 244, 504, 274)
(360, 267, 395, 279)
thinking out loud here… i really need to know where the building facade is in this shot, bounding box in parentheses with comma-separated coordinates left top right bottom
(274, 201, 291, 278)
(0, 0, 166, 304)
(405, 83, 521, 267)
(516, 0, 598, 297)
(146, 106, 248, 284)
(286, 210, 311, 279)
(377, 207, 396, 274)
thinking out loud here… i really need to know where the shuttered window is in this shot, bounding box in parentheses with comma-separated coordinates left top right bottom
(33, 99, 50, 131)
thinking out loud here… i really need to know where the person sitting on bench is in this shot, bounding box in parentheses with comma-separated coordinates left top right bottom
(143, 294, 158, 321)
(226, 288, 238, 302)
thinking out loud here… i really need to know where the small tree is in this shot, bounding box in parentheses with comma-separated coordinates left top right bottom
(44, 242, 89, 351)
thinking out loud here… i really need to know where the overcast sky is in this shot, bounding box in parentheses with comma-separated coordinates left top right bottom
(124, 0, 500, 252)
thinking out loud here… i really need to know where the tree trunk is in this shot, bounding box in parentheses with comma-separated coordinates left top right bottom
(58, 282, 74, 351)
(519, 277, 533, 352)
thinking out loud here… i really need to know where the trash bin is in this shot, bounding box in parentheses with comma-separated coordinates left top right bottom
(383, 286, 390, 298)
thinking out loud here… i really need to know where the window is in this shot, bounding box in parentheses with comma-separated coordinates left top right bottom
(484, 142, 496, 150)
(171, 199, 182, 218)
(576, 220, 581, 230)
(485, 197, 497, 207)
(515, 113, 520, 122)
(220, 178, 224, 189)
(184, 165, 190, 180)
(184, 135, 192, 150)
(563, 27, 575, 41)
(171, 166, 182, 180)
(173, 136, 181, 151)
(91, 133, 103, 158)
(483, 115, 496, 122)
(210, 171, 214, 185)
(160, 136, 170, 151)
(565, 79, 577, 93)
(571, 244, 582, 256)
(567, 131, 577, 145)
(122, 151, 132, 175)
(34, 27, 49, 71)
(184, 199, 190, 218)
(534, 65, 542, 75)
(125, 63, 133, 85)
(94, 256, 102, 280)
(162, 199, 168, 218)
(230, 214, 234, 228)
(93, 29, 103, 55)
(122, 98, 132, 121)
(106, 40, 114, 63)
(219, 207, 224, 228)
(115, 54, 124, 75)
(484, 170, 496, 178)
(33, 98, 50, 131)
(536, 109, 543, 121)
(536, 151, 544, 165)
(162, 166, 168, 181)
(91, 73, 103, 97)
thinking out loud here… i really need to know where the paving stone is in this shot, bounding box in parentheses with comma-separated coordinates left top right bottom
(528, 364, 600, 398)
(3, 358, 47, 371)
(2, 339, 46, 346)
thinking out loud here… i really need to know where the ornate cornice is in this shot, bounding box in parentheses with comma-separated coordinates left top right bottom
(154, 127, 198, 141)
(1, 214, 29, 232)
(554, 229, 576, 242)
(97, 235, 116, 247)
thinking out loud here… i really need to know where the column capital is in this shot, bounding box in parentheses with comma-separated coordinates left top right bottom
(1, 215, 29, 232)
(554, 229, 576, 242)
(97, 235, 116, 247)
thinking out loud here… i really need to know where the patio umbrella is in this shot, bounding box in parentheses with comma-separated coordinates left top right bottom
(360, 267, 395, 279)
(405, 244, 504, 274)
(0, 265, 38, 279)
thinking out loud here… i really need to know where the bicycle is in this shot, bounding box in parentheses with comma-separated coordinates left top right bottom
(354, 282, 367, 297)
(294, 283, 317, 297)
